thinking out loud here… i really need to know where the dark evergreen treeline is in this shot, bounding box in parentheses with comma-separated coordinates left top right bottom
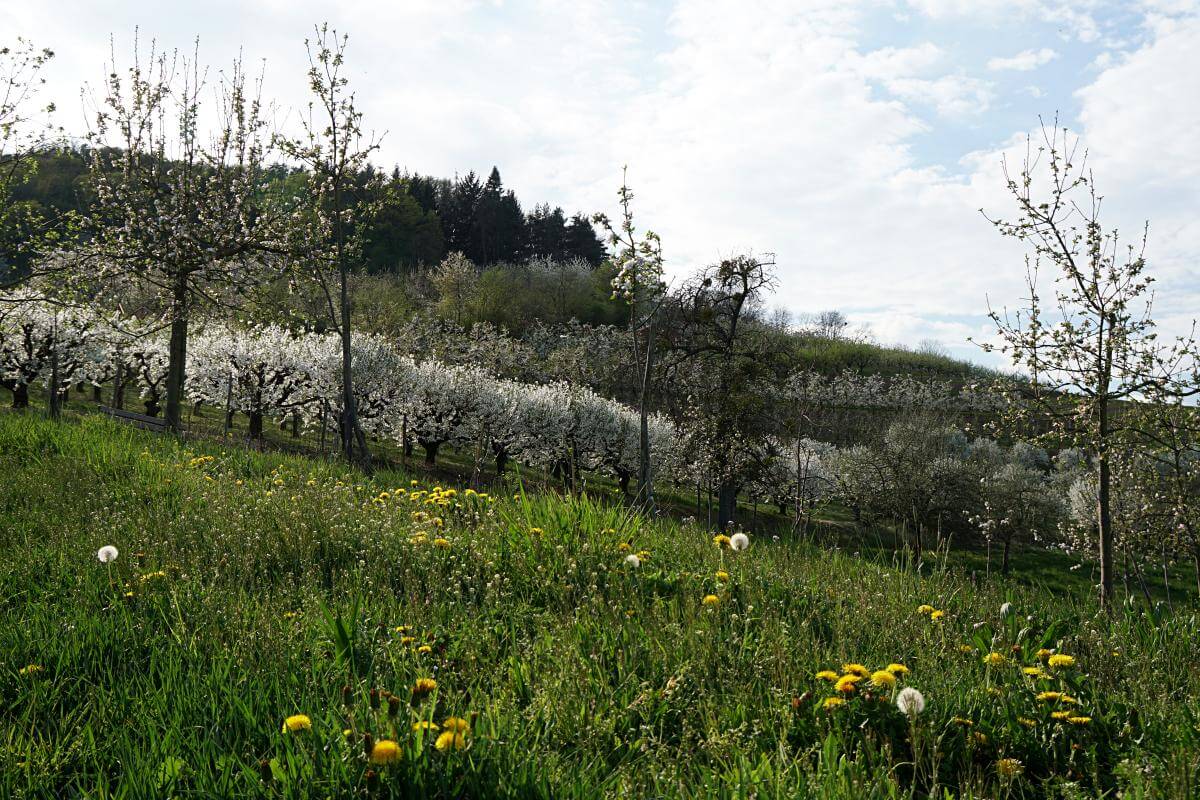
(9, 148, 607, 274)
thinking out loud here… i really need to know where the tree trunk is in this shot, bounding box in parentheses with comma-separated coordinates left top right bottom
(1096, 449, 1115, 609)
(92, 385, 102, 402)
(11, 383, 29, 409)
(1002, 534, 1012, 576)
(164, 274, 190, 433)
(717, 482, 737, 531)
(495, 448, 508, 476)
(48, 346, 61, 420)
(423, 441, 439, 466)
(637, 329, 654, 507)
(248, 410, 264, 439)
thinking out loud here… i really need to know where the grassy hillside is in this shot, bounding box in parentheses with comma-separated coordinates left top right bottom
(2, 412, 1198, 798)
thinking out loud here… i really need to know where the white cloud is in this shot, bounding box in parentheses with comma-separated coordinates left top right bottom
(987, 47, 1060, 71)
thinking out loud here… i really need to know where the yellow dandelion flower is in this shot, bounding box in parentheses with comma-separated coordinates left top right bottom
(822, 697, 846, 710)
(871, 670, 897, 689)
(1036, 691, 1063, 702)
(618, 542, 631, 552)
(1066, 715, 1092, 725)
(958, 644, 975, 654)
(930, 610, 945, 621)
(917, 604, 934, 614)
(886, 663, 909, 675)
(413, 677, 437, 696)
(400, 636, 416, 645)
(997, 758, 1024, 778)
(1022, 667, 1047, 678)
(983, 652, 1007, 666)
(435, 731, 467, 752)
(18, 664, 43, 676)
(529, 527, 544, 536)
(716, 570, 730, 582)
(841, 663, 869, 677)
(417, 645, 433, 655)
(952, 717, 974, 727)
(702, 594, 720, 607)
(371, 739, 402, 763)
(1017, 717, 1037, 728)
(713, 534, 731, 548)
(433, 538, 451, 549)
(412, 721, 440, 732)
(815, 670, 839, 682)
(442, 717, 470, 733)
(1036, 648, 1052, 660)
(1048, 654, 1075, 669)
(282, 714, 312, 733)
(835, 674, 862, 693)
(1051, 710, 1071, 720)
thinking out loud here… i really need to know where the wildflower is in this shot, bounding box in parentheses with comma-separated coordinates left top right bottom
(529, 527, 544, 537)
(400, 636, 416, 645)
(886, 663, 909, 675)
(618, 542, 632, 552)
(1023, 667, 1047, 678)
(952, 717, 974, 727)
(370, 739, 401, 764)
(842, 663, 870, 677)
(417, 645, 433, 655)
(983, 652, 1007, 667)
(712, 534, 731, 548)
(997, 757, 1024, 778)
(412, 721, 440, 732)
(1066, 715, 1092, 725)
(930, 610, 945, 621)
(1035, 648, 1052, 660)
(822, 697, 846, 710)
(1017, 717, 1037, 728)
(435, 731, 467, 752)
(1036, 691, 1063, 703)
(702, 594, 720, 608)
(896, 687, 926, 716)
(1048, 654, 1075, 669)
(835, 674, 862, 694)
(999, 602, 1013, 616)
(815, 670, 839, 682)
(871, 670, 896, 689)
(282, 714, 312, 733)
(433, 538, 451, 549)
(625, 554, 641, 568)
(730, 533, 750, 551)
(442, 717, 470, 733)
(1051, 710, 1071, 720)
(97, 545, 119, 564)
(958, 644, 975, 653)
(716, 570, 730, 582)
(413, 678, 437, 697)
(636, 550, 650, 560)
(917, 604, 934, 615)
(18, 664, 43, 676)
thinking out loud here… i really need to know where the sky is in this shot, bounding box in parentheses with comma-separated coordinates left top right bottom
(3, 0, 1198, 366)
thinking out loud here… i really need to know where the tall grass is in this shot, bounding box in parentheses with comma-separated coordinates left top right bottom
(1, 412, 1197, 798)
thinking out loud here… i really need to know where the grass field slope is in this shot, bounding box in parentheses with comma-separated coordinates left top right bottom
(2, 413, 1198, 799)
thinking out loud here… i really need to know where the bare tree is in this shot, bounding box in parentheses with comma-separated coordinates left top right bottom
(277, 25, 382, 469)
(980, 121, 1199, 608)
(593, 170, 663, 508)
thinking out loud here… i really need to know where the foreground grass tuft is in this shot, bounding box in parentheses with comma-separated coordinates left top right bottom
(1, 413, 1198, 798)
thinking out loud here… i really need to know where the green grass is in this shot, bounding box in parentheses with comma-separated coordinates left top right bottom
(1, 411, 1198, 799)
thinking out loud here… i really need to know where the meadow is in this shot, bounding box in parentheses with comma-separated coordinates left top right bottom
(2, 411, 1198, 799)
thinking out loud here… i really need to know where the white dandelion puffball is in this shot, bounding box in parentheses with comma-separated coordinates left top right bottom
(896, 687, 925, 716)
(1000, 602, 1013, 616)
(97, 545, 119, 564)
(624, 554, 641, 568)
(729, 533, 750, 552)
